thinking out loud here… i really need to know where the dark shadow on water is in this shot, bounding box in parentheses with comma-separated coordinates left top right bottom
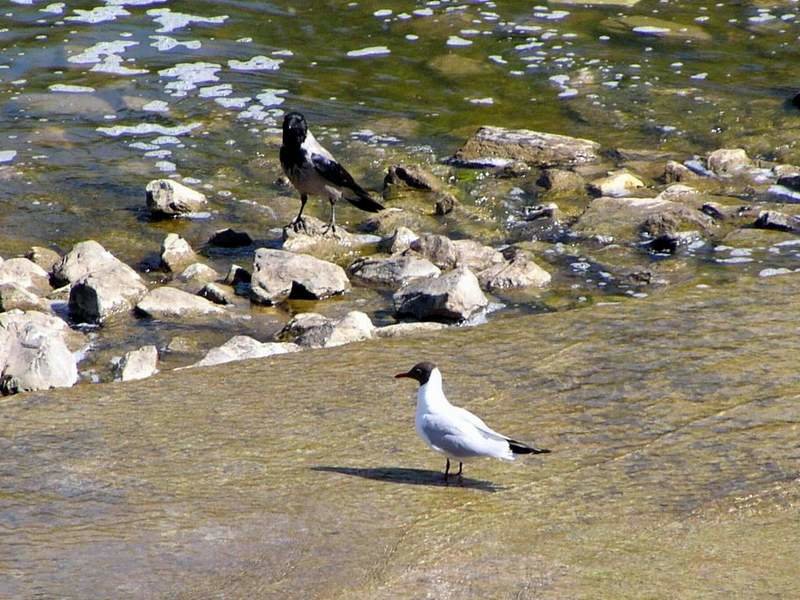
(312, 466, 502, 492)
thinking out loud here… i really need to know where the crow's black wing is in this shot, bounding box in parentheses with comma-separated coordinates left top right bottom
(310, 153, 384, 212)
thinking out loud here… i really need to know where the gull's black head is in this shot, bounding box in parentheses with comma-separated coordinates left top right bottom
(282, 111, 307, 145)
(395, 361, 436, 385)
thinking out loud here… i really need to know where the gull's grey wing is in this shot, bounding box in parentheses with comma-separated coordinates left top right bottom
(420, 413, 513, 460)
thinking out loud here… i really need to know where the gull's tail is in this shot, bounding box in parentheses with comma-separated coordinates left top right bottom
(346, 186, 385, 213)
(508, 439, 551, 455)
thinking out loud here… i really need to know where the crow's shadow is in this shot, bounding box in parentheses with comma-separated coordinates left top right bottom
(311, 466, 502, 492)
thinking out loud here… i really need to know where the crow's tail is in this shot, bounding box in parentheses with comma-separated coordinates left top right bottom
(346, 187, 385, 213)
(508, 439, 551, 455)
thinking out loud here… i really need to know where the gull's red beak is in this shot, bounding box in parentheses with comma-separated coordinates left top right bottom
(395, 371, 411, 379)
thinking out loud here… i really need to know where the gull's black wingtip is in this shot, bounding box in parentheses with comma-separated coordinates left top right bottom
(508, 440, 551, 455)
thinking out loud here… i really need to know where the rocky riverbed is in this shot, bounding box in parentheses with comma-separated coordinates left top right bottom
(3, 124, 800, 395)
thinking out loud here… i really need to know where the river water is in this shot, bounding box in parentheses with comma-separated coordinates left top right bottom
(1, 0, 800, 597)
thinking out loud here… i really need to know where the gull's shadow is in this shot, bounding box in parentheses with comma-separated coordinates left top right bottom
(312, 466, 502, 492)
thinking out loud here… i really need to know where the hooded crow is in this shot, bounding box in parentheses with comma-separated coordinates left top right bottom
(279, 111, 384, 233)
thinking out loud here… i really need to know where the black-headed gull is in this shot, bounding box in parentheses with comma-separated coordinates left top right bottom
(395, 361, 550, 481)
(279, 112, 384, 234)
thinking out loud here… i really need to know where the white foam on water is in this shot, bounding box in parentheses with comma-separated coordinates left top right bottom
(215, 97, 251, 109)
(68, 40, 139, 64)
(151, 135, 182, 146)
(759, 267, 793, 278)
(97, 122, 201, 137)
(632, 26, 671, 35)
(256, 89, 287, 106)
(142, 100, 169, 112)
(447, 35, 473, 46)
(158, 62, 221, 96)
(272, 49, 294, 56)
(198, 83, 232, 98)
(48, 84, 95, 93)
(147, 8, 228, 33)
(150, 36, 202, 51)
(228, 56, 283, 71)
(346, 46, 391, 57)
(65, 6, 130, 23)
(0, 150, 17, 163)
(155, 160, 176, 172)
(466, 97, 494, 104)
(40, 3, 65, 14)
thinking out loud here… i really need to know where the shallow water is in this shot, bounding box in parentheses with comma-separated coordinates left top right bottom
(1, 274, 799, 597)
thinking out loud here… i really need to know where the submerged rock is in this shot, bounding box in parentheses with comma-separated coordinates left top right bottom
(192, 336, 300, 368)
(407, 234, 458, 270)
(384, 164, 443, 192)
(115, 345, 159, 382)
(451, 126, 601, 168)
(374, 321, 447, 338)
(348, 255, 441, 288)
(281, 217, 381, 254)
(601, 15, 712, 41)
(393, 266, 488, 322)
(136, 287, 227, 319)
(434, 191, 459, 216)
(0, 310, 79, 394)
(537, 168, 586, 193)
(161, 233, 197, 273)
(146, 179, 208, 216)
(574, 196, 713, 242)
(251, 248, 350, 305)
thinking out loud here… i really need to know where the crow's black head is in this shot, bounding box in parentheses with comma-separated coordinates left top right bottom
(395, 361, 436, 385)
(282, 111, 307, 145)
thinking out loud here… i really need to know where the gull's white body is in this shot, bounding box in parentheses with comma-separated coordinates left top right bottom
(414, 368, 516, 462)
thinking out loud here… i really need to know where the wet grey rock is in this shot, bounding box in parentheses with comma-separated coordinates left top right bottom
(453, 239, 505, 272)
(0, 258, 51, 296)
(434, 191, 458, 215)
(707, 148, 752, 176)
(753, 210, 800, 233)
(380, 227, 419, 254)
(478, 252, 551, 290)
(251, 249, 349, 305)
(191, 336, 300, 368)
(136, 286, 227, 319)
(537, 168, 586, 193)
(348, 255, 441, 288)
(224, 264, 251, 286)
(177, 262, 220, 293)
(69, 268, 148, 324)
(776, 174, 800, 191)
(393, 267, 488, 322)
(0, 310, 79, 394)
(289, 311, 375, 349)
(360, 208, 433, 236)
(115, 345, 159, 382)
(574, 196, 713, 242)
(25, 246, 61, 274)
(275, 313, 329, 341)
(663, 160, 699, 183)
(53, 240, 135, 287)
(208, 228, 253, 248)
(198, 282, 235, 305)
(587, 172, 645, 198)
(146, 179, 208, 216)
(384, 164, 443, 192)
(281, 216, 381, 253)
(374, 321, 447, 338)
(764, 185, 800, 203)
(161, 233, 196, 273)
(0, 284, 50, 313)
(601, 15, 712, 41)
(451, 126, 601, 168)
(407, 234, 458, 270)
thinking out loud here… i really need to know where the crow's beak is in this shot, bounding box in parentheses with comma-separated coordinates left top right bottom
(395, 372, 411, 379)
